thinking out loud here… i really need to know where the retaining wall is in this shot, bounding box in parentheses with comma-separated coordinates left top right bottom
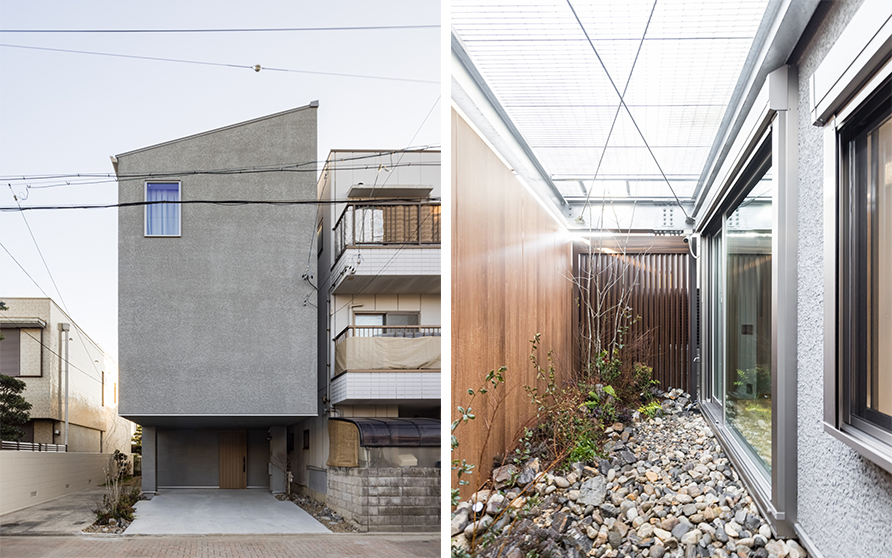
(326, 467, 440, 532)
(0, 451, 114, 515)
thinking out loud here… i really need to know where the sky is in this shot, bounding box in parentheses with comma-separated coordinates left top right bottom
(0, 1, 441, 361)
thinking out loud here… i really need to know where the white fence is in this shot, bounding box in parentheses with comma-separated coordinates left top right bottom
(0, 452, 116, 515)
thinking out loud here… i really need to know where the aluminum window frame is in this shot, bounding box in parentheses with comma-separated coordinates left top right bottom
(144, 181, 182, 238)
(698, 65, 799, 537)
(822, 59, 892, 475)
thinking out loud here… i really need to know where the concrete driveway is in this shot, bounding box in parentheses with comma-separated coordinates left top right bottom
(125, 489, 331, 535)
(0, 485, 107, 536)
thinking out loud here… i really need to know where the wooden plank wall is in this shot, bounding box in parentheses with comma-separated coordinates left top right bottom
(451, 110, 573, 500)
(576, 250, 690, 393)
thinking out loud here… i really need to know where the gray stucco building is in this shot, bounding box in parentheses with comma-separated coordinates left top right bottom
(115, 103, 318, 494)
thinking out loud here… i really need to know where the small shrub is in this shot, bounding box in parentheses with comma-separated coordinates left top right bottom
(638, 399, 662, 419)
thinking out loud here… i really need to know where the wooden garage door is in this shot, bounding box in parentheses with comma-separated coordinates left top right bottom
(219, 430, 247, 489)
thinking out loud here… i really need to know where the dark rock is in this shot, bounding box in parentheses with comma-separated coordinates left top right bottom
(753, 549, 769, 558)
(607, 530, 623, 548)
(550, 512, 572, 533)
(619, 450, 637, 465)
(714, 526, 728, 543)
(745, 513, 760, 531)
(563, 527, 594, 554)
(492, 464, 518, 489)
(650, 544, 666, 558)
(599, 503, 620, 518)
(670, 522, 690, 540)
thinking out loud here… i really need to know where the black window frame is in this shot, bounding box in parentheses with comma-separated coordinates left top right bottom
(836, 76, 892, 447)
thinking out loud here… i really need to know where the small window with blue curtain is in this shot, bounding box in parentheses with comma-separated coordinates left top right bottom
(145, 182, 181, 236)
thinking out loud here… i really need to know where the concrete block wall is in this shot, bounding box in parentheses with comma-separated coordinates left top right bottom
(0, 451, 115, 515)
(327, 467, 440, 532)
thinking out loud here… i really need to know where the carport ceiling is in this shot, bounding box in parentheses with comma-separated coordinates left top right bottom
(452, 0, 772, 202)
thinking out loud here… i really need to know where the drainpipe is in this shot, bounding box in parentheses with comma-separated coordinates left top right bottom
(60, 323, 70, 448)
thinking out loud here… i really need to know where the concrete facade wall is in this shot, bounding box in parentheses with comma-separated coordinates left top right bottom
(325, 467, 439, 533)
(116, 105, 318, 418)
(0, 451, 116, 515)
(792, 1, 892, 555)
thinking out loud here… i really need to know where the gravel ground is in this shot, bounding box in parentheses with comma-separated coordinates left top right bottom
(278, 493, 361, 533)
(451, 390, 808, 558)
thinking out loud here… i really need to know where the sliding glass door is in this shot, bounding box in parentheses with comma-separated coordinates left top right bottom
(724, 174, 773, 473)
(705, 157, 774, 477)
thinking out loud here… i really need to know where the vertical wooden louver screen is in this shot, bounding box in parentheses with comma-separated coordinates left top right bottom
(577, 251, 691, 393)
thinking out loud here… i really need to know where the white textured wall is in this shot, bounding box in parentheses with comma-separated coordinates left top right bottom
(0, 451, 115, 514)
(794, 1, 892, 555)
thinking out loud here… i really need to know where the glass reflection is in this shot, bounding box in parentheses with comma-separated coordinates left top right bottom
(725, 172, 773, 472)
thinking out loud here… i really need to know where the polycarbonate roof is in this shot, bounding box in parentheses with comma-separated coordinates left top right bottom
(452, 0, 771, 200)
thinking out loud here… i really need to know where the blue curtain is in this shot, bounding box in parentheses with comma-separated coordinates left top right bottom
(146, 183, 180, 235)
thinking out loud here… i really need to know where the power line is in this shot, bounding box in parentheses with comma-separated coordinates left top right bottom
(0, 25, 438, 34)
(0, 197, 440, 212)
(0, 43, 439, 84)
(5, 326, 106, 386)
(6, 186, 107, 381)
(0, 240, 53, 299)
(1, 148, 442, 190)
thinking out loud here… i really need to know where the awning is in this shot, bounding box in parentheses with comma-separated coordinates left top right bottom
(330, 417, 440, 447)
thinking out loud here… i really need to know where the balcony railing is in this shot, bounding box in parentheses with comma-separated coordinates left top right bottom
(334, 202, 441, 263)
(334, 326, 441, 376)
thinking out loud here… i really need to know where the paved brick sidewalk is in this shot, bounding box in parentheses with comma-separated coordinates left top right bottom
(0, 533, 441, 557)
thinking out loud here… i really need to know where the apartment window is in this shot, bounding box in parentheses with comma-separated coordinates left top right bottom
(835, 77, 892, 451)
(354, 312, 420, 326)
(303, 429, 310, 450)
(145, 182, 181, 236)
(0, 328, 21, 376)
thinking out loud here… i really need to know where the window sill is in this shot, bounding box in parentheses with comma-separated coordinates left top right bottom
(823, 421, 892, 475)
(144, 235, 181, 238)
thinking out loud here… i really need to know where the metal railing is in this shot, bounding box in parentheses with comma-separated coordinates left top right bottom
(335, 325, 441, 346)
(1, 440, 67, 452)
(334, 202, 441, 263)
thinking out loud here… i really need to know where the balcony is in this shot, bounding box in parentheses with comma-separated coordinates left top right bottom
(331, 203, 441, 294)
(330, 326, 441, 406)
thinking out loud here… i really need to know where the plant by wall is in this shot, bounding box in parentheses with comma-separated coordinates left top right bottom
(94, 451, 138, 524)
(524, 334, 608, 465)
(0, 374, 32, 441)
(452, 366, 508, 506)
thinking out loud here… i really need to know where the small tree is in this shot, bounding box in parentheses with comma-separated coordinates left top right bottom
(0, 374, 32, 441)
(131, 425, 142, 454)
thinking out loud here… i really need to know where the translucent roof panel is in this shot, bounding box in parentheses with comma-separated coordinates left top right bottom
(453, 0, 771, 200)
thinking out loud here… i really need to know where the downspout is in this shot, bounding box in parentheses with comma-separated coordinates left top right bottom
(60, 323, 70, 448)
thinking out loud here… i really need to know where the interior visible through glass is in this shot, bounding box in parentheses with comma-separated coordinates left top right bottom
(866, 112, 892, 426)
(725, 170, 773, 472)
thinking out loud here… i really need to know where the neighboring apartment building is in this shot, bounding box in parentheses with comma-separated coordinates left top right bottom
(452, 0, 891, 555)
(115, 103, 318, 495)
(298, 149, 441, 531)
(0, 297, 131, 453)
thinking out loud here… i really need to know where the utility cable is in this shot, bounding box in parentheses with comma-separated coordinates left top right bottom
(5, 189, 107, 380)
(0, 240, 53, 299)
(375, 95, 441, 195)
(0, 43, 439, 84)
(0, 197, 440, 212)
(565, 0, 691, 221)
